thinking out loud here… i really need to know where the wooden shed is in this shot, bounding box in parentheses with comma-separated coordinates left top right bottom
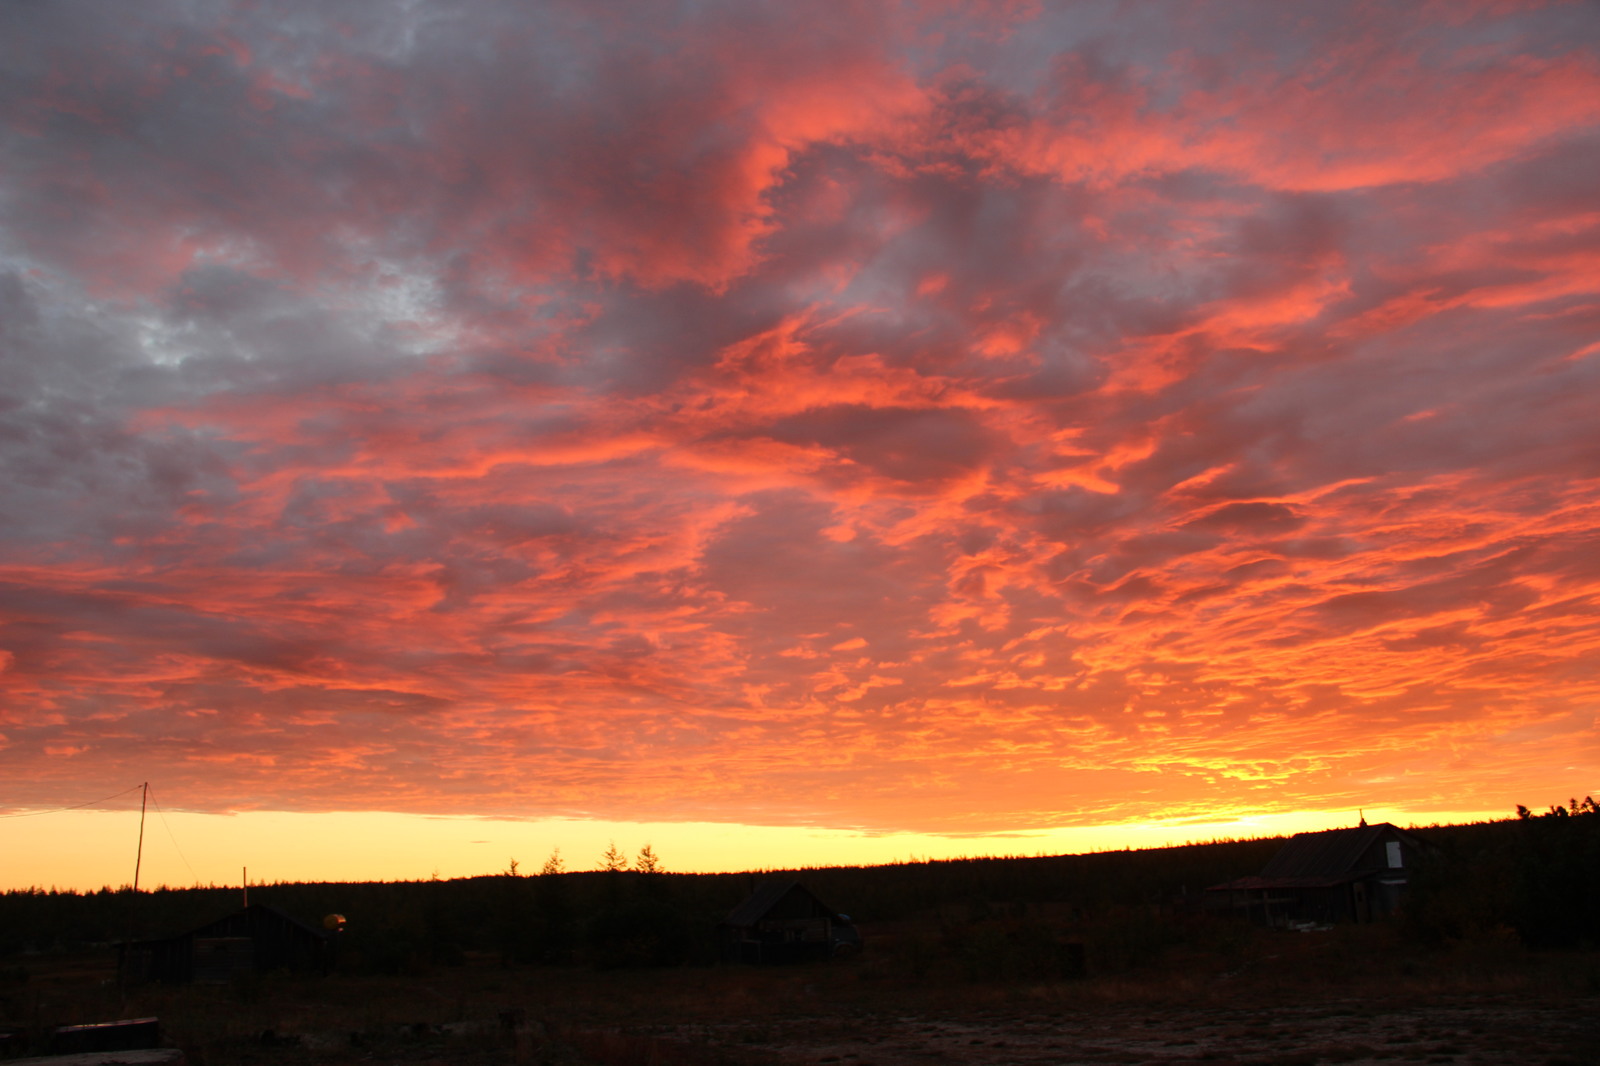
(121, 903, 334, 983)
(719, 881, 859, 964)
(1206, 822, 1432, 926)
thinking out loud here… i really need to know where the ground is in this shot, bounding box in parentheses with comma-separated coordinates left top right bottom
(651, 997, 1599, 1065)
(3, 924, 1596, 1065)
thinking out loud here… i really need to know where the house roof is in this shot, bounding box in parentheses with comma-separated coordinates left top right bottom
(127, 903, 330, 950)
(723, 880, 838, 927)
(1207, 822, 1430, 891)
(189, 903, 330, 941)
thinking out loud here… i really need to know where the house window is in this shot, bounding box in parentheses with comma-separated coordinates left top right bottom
(1385, 841, 1402, 868)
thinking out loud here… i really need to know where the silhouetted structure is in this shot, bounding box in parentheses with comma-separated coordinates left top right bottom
(121, 903, 334, 983)
(1206, 822, 1431, 925)
(720, 881, 860, 963)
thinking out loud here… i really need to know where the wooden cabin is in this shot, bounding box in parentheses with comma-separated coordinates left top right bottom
(720, 881, 859, 963)
(121, 903, 334, 983)
(1206, 822, 1432, 926)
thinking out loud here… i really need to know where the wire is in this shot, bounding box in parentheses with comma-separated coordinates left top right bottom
(147, 788, 198, 883)
(0, 784, 146, 819)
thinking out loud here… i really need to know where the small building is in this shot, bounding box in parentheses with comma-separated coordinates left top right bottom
(1206, 822, 1432, 926)
(720, 881, 860, 964)
(121, 903, 334, 984)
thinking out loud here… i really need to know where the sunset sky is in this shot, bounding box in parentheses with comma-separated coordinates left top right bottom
(3, 0, 1598, 892)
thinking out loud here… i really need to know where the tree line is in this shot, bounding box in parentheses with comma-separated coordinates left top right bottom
(2, 804, 1594, 978)
(1403, 796, 1599, 949)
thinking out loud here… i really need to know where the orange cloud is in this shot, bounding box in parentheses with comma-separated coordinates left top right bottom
(1, 0, 1596, 849)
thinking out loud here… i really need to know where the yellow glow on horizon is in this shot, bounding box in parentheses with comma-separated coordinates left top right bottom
(0, 806, 1510, 893)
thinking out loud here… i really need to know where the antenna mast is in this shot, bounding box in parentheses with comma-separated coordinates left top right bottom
(132, 782, 148, 893)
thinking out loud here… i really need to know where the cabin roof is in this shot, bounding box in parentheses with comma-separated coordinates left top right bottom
(195, 902, 328, 938)
(724, 880, 838, 927)
(1260, 822, 1422, 881)
(1207, 822, 1430, 891)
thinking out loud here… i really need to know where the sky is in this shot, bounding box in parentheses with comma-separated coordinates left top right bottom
(2, 0, 1598, 892)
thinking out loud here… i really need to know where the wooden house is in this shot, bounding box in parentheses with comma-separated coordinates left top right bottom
(121, 903, 334, 983)
(720, 881, 860, 963)
(1206, 822, 1432, 926)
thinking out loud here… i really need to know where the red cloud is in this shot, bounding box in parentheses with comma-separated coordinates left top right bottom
(2, 1, 1597, 838)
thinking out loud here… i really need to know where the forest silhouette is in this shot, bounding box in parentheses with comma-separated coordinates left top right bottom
(3, 804, 1596, 974)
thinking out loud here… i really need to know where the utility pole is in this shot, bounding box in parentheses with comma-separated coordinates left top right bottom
(132, 782, 148, 893)
(121, 782, 149, 997)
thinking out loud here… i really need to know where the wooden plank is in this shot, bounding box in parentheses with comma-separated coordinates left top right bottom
(50, 1018, 161, 1055)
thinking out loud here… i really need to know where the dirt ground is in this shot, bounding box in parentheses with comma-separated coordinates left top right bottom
(645, 996, 1600, 1066)
(4, 934, 1597, 1066)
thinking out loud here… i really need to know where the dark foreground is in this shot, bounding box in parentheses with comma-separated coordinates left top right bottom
(660, 995, 1599, 1065)
(4, 925, 1597, 1066)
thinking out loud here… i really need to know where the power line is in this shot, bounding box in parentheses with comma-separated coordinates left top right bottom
(0, 785, 145, 819)
(148, 787, 198, 883)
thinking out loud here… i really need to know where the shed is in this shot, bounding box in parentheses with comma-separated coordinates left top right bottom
(121, 903, 334, 984)
(1206, 822, 1432, 926)
(720, 881, 859, 964)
